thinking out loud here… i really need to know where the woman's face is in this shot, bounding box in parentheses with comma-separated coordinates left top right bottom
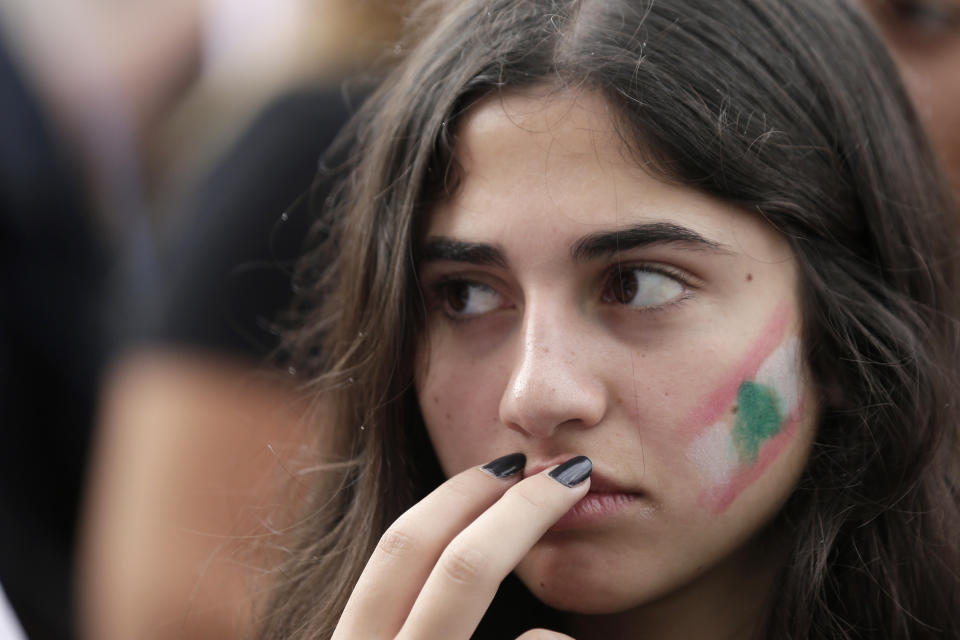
(414, 89, 818, 617)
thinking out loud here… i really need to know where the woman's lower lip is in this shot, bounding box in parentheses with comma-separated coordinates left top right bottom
(550, 492, 639, 531)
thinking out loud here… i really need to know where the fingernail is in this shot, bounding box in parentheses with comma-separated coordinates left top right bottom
(481, 452, 526, 479)
(549, 456, 592, 487)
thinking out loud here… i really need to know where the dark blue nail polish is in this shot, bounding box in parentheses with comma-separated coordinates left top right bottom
(549, 456, 592, 487)
(481, 452, 526, 479)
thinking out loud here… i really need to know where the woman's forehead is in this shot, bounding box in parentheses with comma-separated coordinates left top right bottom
(427, 89, 792, 267)
(454, 87, 625, 170)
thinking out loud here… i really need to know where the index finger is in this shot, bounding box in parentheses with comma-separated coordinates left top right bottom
(333, 452, 527, 640)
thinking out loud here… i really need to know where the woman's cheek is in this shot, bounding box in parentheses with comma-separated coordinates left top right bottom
(685, 335, 805, 514)
(418, 359, 507, 476)
(675, 301, 808, 515)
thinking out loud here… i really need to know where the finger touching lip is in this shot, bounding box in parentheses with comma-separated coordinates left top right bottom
(525, 456, 647, 531)
(525, 456, 642, 495)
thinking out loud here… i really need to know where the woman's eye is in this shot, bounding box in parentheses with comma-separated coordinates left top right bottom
(437, 281, 504, 317)
(603, 268, 685, 308)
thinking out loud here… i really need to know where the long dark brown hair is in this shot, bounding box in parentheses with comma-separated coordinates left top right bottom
(257, 0, 960, 638)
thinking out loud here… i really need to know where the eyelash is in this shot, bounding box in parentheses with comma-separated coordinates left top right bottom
(424, 262, 695, 322)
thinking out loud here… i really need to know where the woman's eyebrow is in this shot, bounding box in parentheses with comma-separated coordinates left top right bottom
(419, 223, 727, 267)
(418, 238, 508, 267)
(571, 222, 730, 261)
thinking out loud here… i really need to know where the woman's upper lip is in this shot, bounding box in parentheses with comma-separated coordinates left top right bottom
(523, 455, 639, 494)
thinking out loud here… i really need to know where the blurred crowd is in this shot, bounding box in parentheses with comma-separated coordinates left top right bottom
(0, 0, 955, 639)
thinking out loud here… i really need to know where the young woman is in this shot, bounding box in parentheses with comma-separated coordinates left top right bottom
(257, 0, 960, 638)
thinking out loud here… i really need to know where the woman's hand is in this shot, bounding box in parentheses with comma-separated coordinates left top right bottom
(331, 453, 592, 640)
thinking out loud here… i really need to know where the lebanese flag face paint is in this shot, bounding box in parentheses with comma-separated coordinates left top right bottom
(685, 306, 804, 513)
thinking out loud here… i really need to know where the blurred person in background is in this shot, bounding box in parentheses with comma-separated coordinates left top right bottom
(77, 1, 410, 640)
(0, 32, 110, 640)
(0, 0, 199, 637)
(861, 0, 960, 193)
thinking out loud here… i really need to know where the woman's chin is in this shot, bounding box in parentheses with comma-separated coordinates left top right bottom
(515, 552, 645, 615)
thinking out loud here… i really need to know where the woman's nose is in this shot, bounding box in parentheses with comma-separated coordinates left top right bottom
(498, 303, 607, 439)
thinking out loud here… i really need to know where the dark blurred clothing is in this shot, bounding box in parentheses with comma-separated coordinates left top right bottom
(0, 37, 110, 640)
(141, 85, 361, 359)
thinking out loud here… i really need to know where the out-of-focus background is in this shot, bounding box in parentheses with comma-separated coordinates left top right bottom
(0, 0, 956, 639)
(0, 1, 409, 638)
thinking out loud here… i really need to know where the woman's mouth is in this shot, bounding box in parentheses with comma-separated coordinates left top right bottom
(524, 457, 642, 531)
(550, 490, 640, 530)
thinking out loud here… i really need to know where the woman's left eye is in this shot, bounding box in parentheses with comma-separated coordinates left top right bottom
(602, 267, 686, 309)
